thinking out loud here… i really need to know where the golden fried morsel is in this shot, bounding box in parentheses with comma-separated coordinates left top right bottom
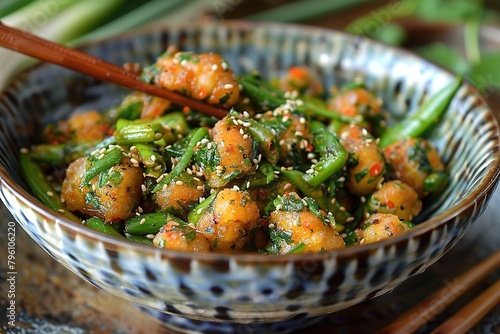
(155, 47, 239, 108)
(367, 180, 422, 221)
(339, 124, 385, 196)
(153, 221, 210, 252)
(61, 156, 143, 222)
(153, 172, 205, 216)
(383, 138, 446, 197)
(197, 189, 260, 251)
(362, 213, 411, 244)
(268, 193, 345, 254)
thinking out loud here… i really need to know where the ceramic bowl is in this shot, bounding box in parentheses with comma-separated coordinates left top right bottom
(1, 21, 499, 333)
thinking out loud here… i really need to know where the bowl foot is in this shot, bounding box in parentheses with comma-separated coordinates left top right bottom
(135, 304, 325, 334)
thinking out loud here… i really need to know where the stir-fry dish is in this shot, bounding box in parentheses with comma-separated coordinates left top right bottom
(20, 46, 461, 254)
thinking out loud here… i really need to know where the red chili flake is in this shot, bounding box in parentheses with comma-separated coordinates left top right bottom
(370, 163, 382, 177)
(386, 200, 395, 209)
(183, 106, 191, 113)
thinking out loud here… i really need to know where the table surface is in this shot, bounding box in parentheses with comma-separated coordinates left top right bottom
(1, 3, 500, 333)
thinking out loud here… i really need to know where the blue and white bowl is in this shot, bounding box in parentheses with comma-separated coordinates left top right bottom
(1, 21, 499, 333)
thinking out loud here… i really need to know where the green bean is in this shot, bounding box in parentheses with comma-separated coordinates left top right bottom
(188, 192, 217, 226)
(238, 75, 359, 123)
(80, 147, 122, 186)
(19, 151, 80, 222)
(114, 124, 158, 144)
(154, 112, 189, 136)
(85, 217, 125, 238)
(379, 76, 462, 147)
(245, 119, 280, 165)
(303, 127, 347, 187)
(125, 212, 173, 234)
(30, 142, 96, 164)
(152, 127, 209, 193)
(279, 168, 351, 225)
(246, 162, 275, 188)
(125, 233, 154, 246)
(424, 172, 449, 193)
(238, 78, 284, 109)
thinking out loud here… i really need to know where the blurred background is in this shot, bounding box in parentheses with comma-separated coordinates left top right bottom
(0, 1, 499, 333)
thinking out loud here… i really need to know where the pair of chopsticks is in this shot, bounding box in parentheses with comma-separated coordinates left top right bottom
(0, 22, 228, 119)
(378, 250, 499, 334)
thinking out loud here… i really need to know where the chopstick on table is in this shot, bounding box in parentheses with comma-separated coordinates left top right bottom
(0, 21, 228, 119)
(377, 250, 500, 334)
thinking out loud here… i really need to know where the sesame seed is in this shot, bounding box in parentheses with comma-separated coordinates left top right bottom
(246, 181, 250, 188)
(98, 153, 105, 160)
(311, 159, 318, 164)
(337, 176, 346, 182)
(140, 218, 146, 225)
(46, 191, 54, 197)
(305, 169, 315, 174)
(330, 198, 336, 204)
(138, 206, 143, 213)
(240, 128, 244, 135)
(243, 134, 249, 139)
(154, 165, 162, 170)
(360, 196, 366, 203)
(154, 133, 163, 140)
(61, 198, 65, 203)
(146, 234, 155, 239)
(346, 217, 355, 223)
(268, 223, 275, 229)
(221, 62, 228, 70)
(232, 185, 240, 191)
(199, 197, 205, 203)
(99, 148, 107, 154)
(211, 64, 218, 71)
(232, 119, 239, 126)
(207, 143, 212, 149)
(224, 83, 234, 89)
(20, 147, 29, 154)
(243, 122, 251, 127)
(58, 209, 65, 213)
(141, 184, 147, 192)
(186, 168, 193, 175)
(196, 185, 204, 191)
(243, 111, 250, 118)
(130, 158, 139, 165)
(193, 177, 201, 182)
(284, 183, 292, 190)
(339, 206, 346, 211)
(282, 116, 290, 123)
(176, 181, 184, 186)
(197, 208, 203, 215)
(151, 155, 156, 161)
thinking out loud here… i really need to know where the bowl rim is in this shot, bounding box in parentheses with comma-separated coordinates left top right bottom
(1, 19, 500, 263)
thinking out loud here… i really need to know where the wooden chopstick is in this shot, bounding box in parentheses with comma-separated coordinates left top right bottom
(431, 279, 500, 334)
(377, 250, 500, 334)
(0, 22, 228, 119)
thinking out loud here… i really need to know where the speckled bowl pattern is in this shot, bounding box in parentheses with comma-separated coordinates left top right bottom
(1, 21, 499, 333)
